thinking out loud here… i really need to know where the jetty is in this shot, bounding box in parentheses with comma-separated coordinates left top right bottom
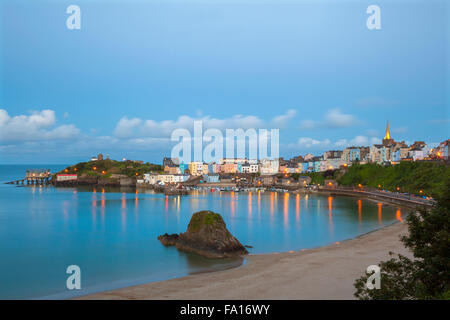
(6, 169, 52, 185)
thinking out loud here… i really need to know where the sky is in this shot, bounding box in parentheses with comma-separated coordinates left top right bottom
(0, 0, 448, 164)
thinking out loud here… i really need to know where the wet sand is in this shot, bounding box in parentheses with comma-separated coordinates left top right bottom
(78, 221, 411, 300)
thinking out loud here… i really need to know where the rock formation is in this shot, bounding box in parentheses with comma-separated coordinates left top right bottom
(158, 211, 248, 258)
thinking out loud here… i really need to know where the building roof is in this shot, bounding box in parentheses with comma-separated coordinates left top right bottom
(384, 120, 391, 140)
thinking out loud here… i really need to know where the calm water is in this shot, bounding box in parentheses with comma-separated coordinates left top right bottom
(0, 165, 405, 299)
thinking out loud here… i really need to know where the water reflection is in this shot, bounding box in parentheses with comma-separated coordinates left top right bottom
(135, 190, 139, 209)
(357, 199, 362, 223)
(165, 195, 169, 212)
(248, 192, 252, 219)
(180, 251, 243, 275)
(377, 203, 382, 225)
(283, 193, 289, 227)
(257, 190, 261, 219)
(270, 192, 274, 217)
(396, 208, 403, 222)
(328, 196, 333, 219)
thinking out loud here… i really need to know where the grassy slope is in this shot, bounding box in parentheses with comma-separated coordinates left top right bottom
(337, 161, 450, 198)
(58, 159, 163, 178)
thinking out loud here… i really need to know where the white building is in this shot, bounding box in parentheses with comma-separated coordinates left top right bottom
(260, 159, 279, 175)
(144, 173, 190, 185)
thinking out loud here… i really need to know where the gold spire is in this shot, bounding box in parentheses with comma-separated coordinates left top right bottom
(384, 121, 391, 140)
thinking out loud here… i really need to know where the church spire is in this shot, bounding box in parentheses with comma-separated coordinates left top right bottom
(384, 120, 391, 140)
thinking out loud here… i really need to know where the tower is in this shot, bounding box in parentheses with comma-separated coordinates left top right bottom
(382, 121, 394, 146)
(384, 121, 391, 140)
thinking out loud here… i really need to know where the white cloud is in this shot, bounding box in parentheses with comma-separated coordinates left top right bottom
(325, 109, 356, 128)
(295, 137, 331, 148)
(333, 136, 381, 148)
(271, 109, 297, 128)
(114, 110, 295, 139)
(287, 135, 382, 154)
(0, 109, 80, 142)
(114, 117, 143, 138)
(299, 108, 358, 130)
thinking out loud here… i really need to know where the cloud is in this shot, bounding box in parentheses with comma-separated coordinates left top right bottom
(288, 135, 382, 154)
(293, 137, 331, 149)
(114, 110, 295, 139)
(0, 109, 80, 142)
(299, 109, 358, 130)
(325, 109, 356, 128)
(333, 136, 381, 148)
(271, 109, 297, 128)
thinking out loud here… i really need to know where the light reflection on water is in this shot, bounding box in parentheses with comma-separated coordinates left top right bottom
(0, 184, 406, 299)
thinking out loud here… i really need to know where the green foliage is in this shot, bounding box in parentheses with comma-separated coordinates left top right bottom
(60, 159, 163, 178)
(301, 172, 325, 185)
(354, 177, 450, 300)
(295, 170, 338, 185)
(188, 211, 225, 233)
(338, 162, 450, 198)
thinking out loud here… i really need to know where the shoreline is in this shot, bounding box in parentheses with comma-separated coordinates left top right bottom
(78, 220, 412, 300)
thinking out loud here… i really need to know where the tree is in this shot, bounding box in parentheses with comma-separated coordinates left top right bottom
(354, 177, 450, 300)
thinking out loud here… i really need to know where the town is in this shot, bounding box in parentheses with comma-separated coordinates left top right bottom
(137, 122, 449, 189)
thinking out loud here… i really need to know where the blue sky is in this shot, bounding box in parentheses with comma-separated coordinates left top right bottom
(0, 0, 448, 164)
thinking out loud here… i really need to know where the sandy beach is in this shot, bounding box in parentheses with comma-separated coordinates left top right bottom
(79, 220, 412, 300)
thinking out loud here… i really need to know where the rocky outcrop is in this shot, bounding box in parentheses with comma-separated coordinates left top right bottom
(158, 211, 248, 258)
(157, 233, 179, 246)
